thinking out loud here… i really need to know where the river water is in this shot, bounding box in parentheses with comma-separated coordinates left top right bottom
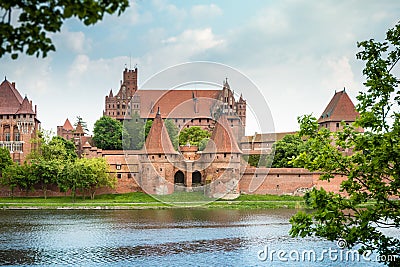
(0, 209, 385, 266)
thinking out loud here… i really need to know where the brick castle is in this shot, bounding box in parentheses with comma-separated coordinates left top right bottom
(1, 68, 361, 198)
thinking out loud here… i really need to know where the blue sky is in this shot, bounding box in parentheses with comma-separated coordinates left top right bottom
(1, 0, 399, 135)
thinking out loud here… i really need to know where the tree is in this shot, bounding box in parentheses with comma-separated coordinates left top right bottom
(271, 134, 307, 168)
(0, 0, 129, 59)
(165, 119, 179, 150)
(179, 126, 211, 147)
(123, 111, 146, 150)
(30, 158, 61, 199)
(0, 147, 12, 175)
(93, 116, 124, 150)
(74, 116, 89, 134)
(289, 22, 400, 266)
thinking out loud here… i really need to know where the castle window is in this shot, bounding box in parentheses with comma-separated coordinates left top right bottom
(207, 119, 209, 123)
(14, 132, 20, 141)
(199, 119, 202, 123)
(224, 153, 226, 158)
(128, 173, 132, 179)
(116, 164, 121, 170)
(277, 174, 280, 177)
(117, 104, 120, 109)
(160, 168, 162, 171)
(117, 173, 122, 179)
(13, 115, 16, 119)
(336, 123, 340, 128)
(117, 112, 120, 115)
(152, 156, 154, 159)
(158, 154, 161, 158)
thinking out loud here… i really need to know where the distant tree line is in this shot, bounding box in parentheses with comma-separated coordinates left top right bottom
(0, 134, 116, 200)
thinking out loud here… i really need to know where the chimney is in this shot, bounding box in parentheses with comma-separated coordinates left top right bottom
(12, 82, 15, 88)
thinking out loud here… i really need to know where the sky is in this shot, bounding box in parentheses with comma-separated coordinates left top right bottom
(0, 0, 399, 135)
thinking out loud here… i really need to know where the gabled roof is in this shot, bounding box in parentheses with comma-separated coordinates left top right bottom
(318, 89, 359, 123)
(144, 109, 177, 154)
(203, 115, 242, 154)
(16, 96, 35, 114)
(135, 89, 220, 119)
(62, 118, 74, 131)
(0, 79, 24, 114)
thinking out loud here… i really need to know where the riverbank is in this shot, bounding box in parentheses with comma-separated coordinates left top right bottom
(0, 192, 306, 210)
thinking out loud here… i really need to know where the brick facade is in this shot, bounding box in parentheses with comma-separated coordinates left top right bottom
(0, 79, 40, 163)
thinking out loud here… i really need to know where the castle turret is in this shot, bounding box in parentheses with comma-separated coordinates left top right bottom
(318, 89, 363, 132)
(202, 114, 242, 199)
(140, 108, 178, 195)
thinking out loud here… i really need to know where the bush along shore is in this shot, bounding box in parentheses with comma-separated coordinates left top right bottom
(0, 192, 306, 210)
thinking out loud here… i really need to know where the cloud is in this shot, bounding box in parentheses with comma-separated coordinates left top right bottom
(54, 29, 92, 54)
(190, 4, 222, 20)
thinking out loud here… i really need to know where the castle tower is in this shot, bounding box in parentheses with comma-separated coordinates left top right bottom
(0, 79, 40, 163)
(104, 67, 138, 121)
(202, 114, 242, 199)
(139, 108, 178, 195)
(318, 89, 363, 132)
(236, 94, 246, 137)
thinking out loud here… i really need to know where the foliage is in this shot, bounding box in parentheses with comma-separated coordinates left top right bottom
(74, 116, 89, 134)
(123, 111, 145, 150)
(179, 126, 211, 147)
(30, 158, 60, 199)
(144, 119, 153, 139)
(198, 138, 209, 151)
(0, 0, 129, 59)
(0, 147, 12, 175)
(1, 163, 35, 197)
(242, 154, 271, 167)
(289, 22, 400, 266)
(93, 116, 124, 150)
(272, 134, 307, 167)
(165, 119, 179, 150)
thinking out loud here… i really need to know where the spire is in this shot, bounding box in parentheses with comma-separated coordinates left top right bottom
(62, 118, 74, 131)
(156, 106, 160, 117)
(203, 115, 242, 154)
(144, 108, 176, 154)
(109, 89, 113, 98)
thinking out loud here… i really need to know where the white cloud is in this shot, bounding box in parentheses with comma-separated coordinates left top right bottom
(190, 4, 222, 19)
(54, 29, 91, 54)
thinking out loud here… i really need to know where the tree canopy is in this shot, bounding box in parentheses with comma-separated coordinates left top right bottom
(271, 134, 307, 168)
(93, 116, 124, 150)
(0, 0, 129, 59)
(178, 126, 211, 148)
(289, 22, 400, 266)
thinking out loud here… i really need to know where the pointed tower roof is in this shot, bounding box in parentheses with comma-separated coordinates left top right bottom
(0, 79, 24, 114)
(144, 108, 176, 154)
(203, 115, 242, 154)
(16, 96, 35, 114)
(62, 118, 74, 131)
(75, 122, 84, 134)
(318, 89, 359, 123)
(109, 89, 113, 98)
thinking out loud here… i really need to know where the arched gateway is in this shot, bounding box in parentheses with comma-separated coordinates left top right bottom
(192, 171, 202, 185)
(174, 171, 184, 184)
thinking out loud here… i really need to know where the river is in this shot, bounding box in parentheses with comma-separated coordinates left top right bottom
(0, 209, 384, 266)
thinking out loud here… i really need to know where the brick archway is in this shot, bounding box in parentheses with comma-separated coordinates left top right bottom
(192, 171, 202, 185)
(174, 170, 184, 184)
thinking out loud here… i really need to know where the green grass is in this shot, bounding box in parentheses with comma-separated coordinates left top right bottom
(0, 192, 307, 209)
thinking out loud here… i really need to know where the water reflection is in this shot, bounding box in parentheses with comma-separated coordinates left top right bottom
(0, 209, 383, 266)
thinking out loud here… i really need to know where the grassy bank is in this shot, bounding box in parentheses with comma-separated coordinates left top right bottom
(0, 192, 306, 209)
